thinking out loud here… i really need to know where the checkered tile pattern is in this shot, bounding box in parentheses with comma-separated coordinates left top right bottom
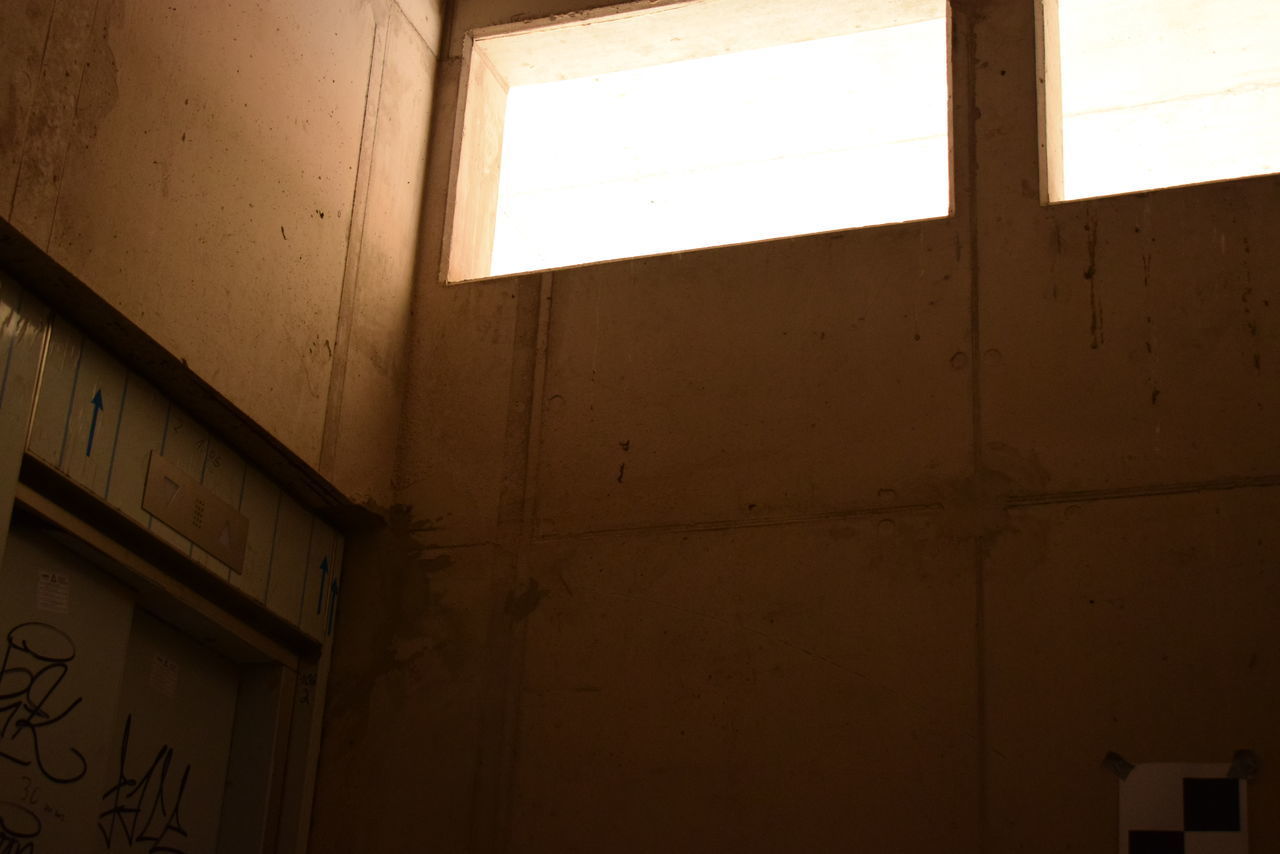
(1122, 770, 1247, 854)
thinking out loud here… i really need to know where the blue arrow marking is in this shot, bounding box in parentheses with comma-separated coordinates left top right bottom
(86, 389, 104, 457)
(317, 557, 329, 613)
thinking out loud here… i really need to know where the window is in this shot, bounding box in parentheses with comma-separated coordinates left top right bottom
(1040, 0, 1280, 202)
(445, 0, 951, 282)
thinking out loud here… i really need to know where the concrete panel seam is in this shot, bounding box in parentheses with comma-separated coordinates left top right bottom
(533, 500, 947, 543)
(320, 13, 390, 475)
(398, 538, 500, 552)
(491, 270, 553, 854)
(101, 371, 128, 497)
(522, 272, 554, 537)
(55, 325, 86, 469)
(1007, 473, 1280, 509)
(392, 0, 441, 52)
(959, 3, 989, 851)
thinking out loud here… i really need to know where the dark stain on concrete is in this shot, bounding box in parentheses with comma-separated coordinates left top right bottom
(506, 577, 547, 621)
(323, 503, 465, 741)
(1241, 285, 1262, 372)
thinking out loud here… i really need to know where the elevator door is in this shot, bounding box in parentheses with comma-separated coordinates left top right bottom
(0, 524, 239, 854)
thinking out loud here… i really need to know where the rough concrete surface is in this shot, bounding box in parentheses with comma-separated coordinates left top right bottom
(1, 0, 435, 504)
(46, 0, 373, 463)
(975, 0, 1280, 497)
(986, 487, 1280, 852)
(311, 513, 496, 853)
(320, 0, 1280, 851)
(536, 224, 973, 536)
(395, 274, 539, 544)
(6, 0, 1277, 850)
(323, 3, 437, 504)
(512, 517, 978, 852)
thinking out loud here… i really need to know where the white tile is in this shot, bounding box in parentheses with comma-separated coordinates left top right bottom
(158, 405, 211, 479)
(232, 465, 279, 603)
(149, 406, 211, 556)
(0, 278, 48, 427)
(58, 339, 128, 496)
(0, 280, 49, 568)
(265, 494, 312, 624)
(1185, 832, 1249, 854)
(103, 373, 169, 527)
(28, 316, 82, 464)
(191, 437, 247, 582)
(299, 521, 339, 640)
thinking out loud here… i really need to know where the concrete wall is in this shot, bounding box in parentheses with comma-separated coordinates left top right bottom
(1, 0, 443, 504)
(314, 0, 1280, 851)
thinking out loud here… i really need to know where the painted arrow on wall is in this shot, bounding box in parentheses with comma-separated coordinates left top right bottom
(86, 389, 104, 456)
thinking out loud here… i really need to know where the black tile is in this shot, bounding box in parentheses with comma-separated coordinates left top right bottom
(1184, 777, 1241, 831)
(1130, 830, 1185, 854)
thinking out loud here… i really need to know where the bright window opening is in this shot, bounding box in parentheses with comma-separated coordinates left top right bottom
(447, 0, 951, 282)
(1040, 0, 1280, 202)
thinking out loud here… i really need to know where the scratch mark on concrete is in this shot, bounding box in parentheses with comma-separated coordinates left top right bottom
(1085, 212, 1103, 348)
(1241, 268, 1262, 372)
(1141, 246, 1162, 407)
(7, 0, 61, 218)
(47, 0, 114, 249)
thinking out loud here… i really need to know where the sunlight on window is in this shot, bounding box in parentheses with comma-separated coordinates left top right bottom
(481, 15, 949, 277)
(1047, 0, 1280, 201)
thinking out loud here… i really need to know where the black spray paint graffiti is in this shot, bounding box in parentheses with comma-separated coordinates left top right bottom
(98, 715, 191, 854)
(0, 801, 40, 854)
(0, 623, 87, 784)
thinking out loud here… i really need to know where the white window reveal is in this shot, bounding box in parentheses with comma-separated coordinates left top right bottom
(446, 0, 952, 282)
(1040, 0, 1280, 201)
